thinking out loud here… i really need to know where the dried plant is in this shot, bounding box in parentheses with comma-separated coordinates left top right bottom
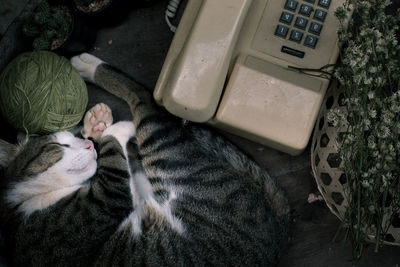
(329, 0, 400, 259)
(22, 0, 71, 50)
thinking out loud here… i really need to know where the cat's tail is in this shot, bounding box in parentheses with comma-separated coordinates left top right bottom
(189, 125, 290, 218)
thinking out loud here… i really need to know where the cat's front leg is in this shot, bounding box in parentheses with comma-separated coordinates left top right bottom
(82, 103, 113, 142)
(83, 103, 135, 155)
(71, 53, 103, 83)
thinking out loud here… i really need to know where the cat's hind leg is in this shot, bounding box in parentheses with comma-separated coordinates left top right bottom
(82, 103, 113, 142)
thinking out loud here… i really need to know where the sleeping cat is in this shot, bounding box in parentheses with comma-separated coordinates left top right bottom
(0, 53, 290, 266)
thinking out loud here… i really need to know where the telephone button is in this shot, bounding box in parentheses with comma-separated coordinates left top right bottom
(289, 30, 303, 43)
(280, 11, 294, 25)
(318, 0, 331, 9)
(314, 9, 327, 21)
(309, 22, 323, 35)
(299, 4, 313, 17)
(284, 0, 298, 11)
(304, 35, 318, 48)
(275, 24, 289, 38)
(304, 0, 315, 3)
(294, 17, 308, 30)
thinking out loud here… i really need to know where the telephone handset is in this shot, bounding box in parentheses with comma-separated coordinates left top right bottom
(155, 0, 349, 155)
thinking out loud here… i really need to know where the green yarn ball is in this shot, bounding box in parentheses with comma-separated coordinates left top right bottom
(0, 51, 88, 134)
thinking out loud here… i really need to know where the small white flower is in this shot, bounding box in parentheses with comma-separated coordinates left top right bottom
(349, 59, 358, 68)
(369, 66, 377, 73)
(364, 77, 373, 85)
(369, 166, 377, 174)
(369, 109, 377, 118)
(362, 180, 370, 188)
(382, 111, 394, 125)
(377, 125, 390, 139)
(367, 91, 375, 99)
(367, 136, 376, 149)
(382, 175, 388, 187)
(374, 29, 383, 39)
(390, 102, 400, 113)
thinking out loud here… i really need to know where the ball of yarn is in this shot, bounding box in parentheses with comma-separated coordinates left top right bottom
(0, 51, 88, 134)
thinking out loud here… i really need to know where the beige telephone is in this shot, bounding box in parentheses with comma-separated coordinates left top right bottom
(155, 0, 347, 155)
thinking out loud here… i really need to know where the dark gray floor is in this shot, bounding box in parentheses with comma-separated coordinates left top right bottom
(1, 0, 400, 266)
(0, 0, 28, 38)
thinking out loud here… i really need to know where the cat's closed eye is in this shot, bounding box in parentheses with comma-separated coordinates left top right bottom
(47, 142, 71, 148)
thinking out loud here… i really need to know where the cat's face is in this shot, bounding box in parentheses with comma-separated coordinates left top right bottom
(1, 131, 97, 215)
(3, 131, 97, 193)
(49, 131, 98, 184)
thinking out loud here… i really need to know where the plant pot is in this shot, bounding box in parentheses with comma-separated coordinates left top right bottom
(73, 0, 132, 27)
(47, 0, 73, 7)
(311, 80, 400, 246)
(55, 13, 97, 57)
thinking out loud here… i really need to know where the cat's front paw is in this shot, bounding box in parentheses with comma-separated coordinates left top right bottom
(70, 53, 104, 83)
(82, 103, 113, 142)
(103, 121, 135, 146)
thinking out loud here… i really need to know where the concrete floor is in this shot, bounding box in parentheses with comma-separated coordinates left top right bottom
(1, 0, 400, 266)
(0, 0, 29, 38)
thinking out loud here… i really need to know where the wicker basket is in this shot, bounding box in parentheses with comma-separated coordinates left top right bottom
(311, 80, 400, 245)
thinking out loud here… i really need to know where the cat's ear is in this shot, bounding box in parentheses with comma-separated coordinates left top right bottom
(0, 139, 19, 169)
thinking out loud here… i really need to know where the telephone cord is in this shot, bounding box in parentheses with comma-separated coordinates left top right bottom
(165, 0, 181, 32)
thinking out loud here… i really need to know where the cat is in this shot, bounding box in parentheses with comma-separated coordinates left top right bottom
(0, 53, 290, 267)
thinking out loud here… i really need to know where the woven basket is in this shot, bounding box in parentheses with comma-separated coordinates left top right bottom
(311, 80, 400, 245)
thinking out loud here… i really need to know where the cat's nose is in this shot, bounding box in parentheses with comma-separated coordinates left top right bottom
(84, 140, 95, 151)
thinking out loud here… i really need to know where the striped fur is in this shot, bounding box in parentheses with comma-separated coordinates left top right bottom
(1, 55, 290, 266)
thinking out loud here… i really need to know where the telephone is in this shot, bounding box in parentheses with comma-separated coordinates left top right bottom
(155, 0, 348, 155)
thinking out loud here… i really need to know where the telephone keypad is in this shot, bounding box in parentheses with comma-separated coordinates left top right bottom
(299, 4, 313, 16)
(280, 12, 294, 24)
(295, 17, 308, 29)
(304, 35, 318, 48)
(318, 0, 331, 8)
(276, 0, 330, 50)
(275, 25, 289, 38)
(314, 9, 327, 21)
(284, 0, 298, 11)
(290, 30, 304, 42)
(309, 21, 323, 35)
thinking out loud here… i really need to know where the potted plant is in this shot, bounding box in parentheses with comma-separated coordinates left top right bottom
(311, 0, 400, 260)
(22, 0, 97, 56)
(73, 0, 126, 26)
(72, 0, 161, 26)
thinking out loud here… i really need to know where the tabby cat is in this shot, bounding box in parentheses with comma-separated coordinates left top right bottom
(0, 53, 290, 266)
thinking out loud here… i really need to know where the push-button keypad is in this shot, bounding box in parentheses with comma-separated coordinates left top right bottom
(290, 30, 304, 43)
(280, 12, 294, 24)
(309, 21, 323, 35)
(274, 0, 330, 51)
(304, 35, 318, 48)
(284, 0, 298, 11)
(299, 4, 313, 16)
(295, 17, 308, 30)
(275, 25, 289, 38)
(314, 9, 327, 21)
(318, 0, 331, 8)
